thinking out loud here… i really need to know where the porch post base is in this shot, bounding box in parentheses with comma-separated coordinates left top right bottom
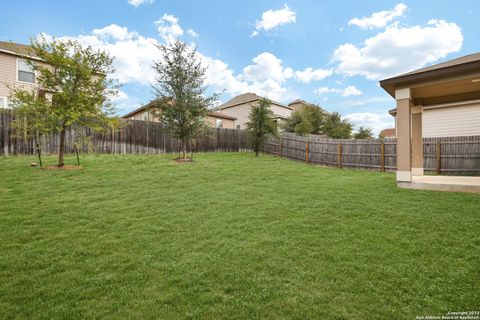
(396, 171, 412, 182)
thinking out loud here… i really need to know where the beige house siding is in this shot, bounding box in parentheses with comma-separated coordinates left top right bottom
(423, 103, 480, 137)
(126, 110, 157, 122)
(0, 52, 38, 106)
(205, 115, 235, 129)
(220, 102, 293, 129)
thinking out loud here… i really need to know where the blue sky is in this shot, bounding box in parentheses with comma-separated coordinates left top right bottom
(1, 0, 479, 133)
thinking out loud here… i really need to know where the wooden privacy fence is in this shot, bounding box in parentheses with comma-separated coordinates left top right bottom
(263, 133, 480, 175)
(0, 110, 251, 156)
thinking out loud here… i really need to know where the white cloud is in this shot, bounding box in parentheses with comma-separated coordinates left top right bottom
(334, 19, 463, 80)
(349, 3, 407, 29)
(187, 29, 199, 38)
(342, 85, 362, 97)
(314, 85, 362, 97)
(200, 51, 295, 102)
(155, 14, 184, 43)
(251, 4, 296, 37)
(128, 0, 155, 7)
(50, 25, 160, 86)
(109, 90, 132, 111)
(242, 52, 293, 83)
(294, 67, 333, 83)
(345, 112, 394, 135)
(315, 87, 338, 95)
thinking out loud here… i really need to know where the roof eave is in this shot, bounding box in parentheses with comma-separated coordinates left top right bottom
(379, 60, 480, 96)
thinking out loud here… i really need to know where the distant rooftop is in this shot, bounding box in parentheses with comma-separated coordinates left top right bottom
(0, 41, 38, 59)
(217, 92, 292, 110)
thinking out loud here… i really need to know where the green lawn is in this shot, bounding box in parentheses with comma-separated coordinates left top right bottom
(0, 153, 479, 319)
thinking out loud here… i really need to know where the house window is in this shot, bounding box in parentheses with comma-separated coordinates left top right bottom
(0, 96, 8, 108)
(236, 125, 240, 130)
(215, 118, 223, 128)
(17, 59, 35, 83)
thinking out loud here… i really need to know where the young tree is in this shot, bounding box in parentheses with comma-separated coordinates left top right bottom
(152, 41, 217, 160)
(245, 98, 277, 157)
(323, 112, 353, 139)
(354, 126, 374, 139)
(12, 36, 118, 167)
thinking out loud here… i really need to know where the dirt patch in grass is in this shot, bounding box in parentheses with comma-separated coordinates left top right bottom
(174, 157, 195, 163)
(43, 165, 83, 170)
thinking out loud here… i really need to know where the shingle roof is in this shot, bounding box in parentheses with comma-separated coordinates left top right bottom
(398, 53, 480, 77)
(380, 52, 480, 85)
(0, 41, 39, 59)
(217, 92, 292, 110)
(379, 128, 396, 138)
(207, 111, 237, 120)
(288, 99, 305, 105)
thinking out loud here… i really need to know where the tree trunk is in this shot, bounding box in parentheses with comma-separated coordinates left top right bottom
(255, 140, 260, 157)
(182, 137, 187, 159)
(58, 126, 66, 167)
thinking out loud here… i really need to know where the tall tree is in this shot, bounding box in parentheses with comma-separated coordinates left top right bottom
(246, 98, 277, 157)
(152, 41, 216, 160)
(12, 36, 118, 167)
(323, 112, 353, 139)
(283, 103, 327, 135)
(354, 126, 374, 139)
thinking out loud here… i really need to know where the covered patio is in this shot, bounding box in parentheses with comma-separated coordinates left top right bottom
(380, 53, 480, 193)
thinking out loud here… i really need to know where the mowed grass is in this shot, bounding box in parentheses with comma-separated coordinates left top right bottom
(0, 153, 479, 319)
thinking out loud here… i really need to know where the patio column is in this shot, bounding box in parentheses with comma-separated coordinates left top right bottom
(411, 106, 423, 176)
(395, 88, 412, 182)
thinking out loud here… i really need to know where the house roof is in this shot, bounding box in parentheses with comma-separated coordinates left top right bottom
(379, 128, 396, 138)
(207, 111, 237, 120)
(380, 52, 480, 97)
(0, 41, 40, 60)
(121, 102, 237, 120)
(217, 92, 293, 110)
(288, 99, 306, 105)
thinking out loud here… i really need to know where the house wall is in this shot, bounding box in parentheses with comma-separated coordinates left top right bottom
(205, 115, 235, 129)
(220, 101, 293, 129)
(0, 52, 37, 105)
(127, 110, 158, 122)
(125, 110, 235, 129)
(423, 103, 480, 137)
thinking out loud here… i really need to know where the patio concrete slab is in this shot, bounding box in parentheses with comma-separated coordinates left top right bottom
(398, 175, 480, 193)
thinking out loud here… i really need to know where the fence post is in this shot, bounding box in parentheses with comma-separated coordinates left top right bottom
(305, 141, 309, 163)
(436, 142, 441, 174)
(337, 143, 342, 168)
(279, 137, 283, 157)
(380, 142, 385, 172)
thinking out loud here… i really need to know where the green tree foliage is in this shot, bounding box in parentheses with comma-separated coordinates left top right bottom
(152, 41, 217, 160)
(354, 126, 374, 139)
(246, 98, 277, 157)
(12, 36, 118, 167)
(323, 112, 353, 139)
(283, 103, 326, 135)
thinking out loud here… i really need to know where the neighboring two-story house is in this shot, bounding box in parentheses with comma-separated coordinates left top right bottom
(121, 101, 238, 129)
(216, 93, 294, 130)
(0, 41, 40, 108)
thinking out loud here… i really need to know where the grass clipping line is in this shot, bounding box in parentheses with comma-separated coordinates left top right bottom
(43, 165, 83, 170)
